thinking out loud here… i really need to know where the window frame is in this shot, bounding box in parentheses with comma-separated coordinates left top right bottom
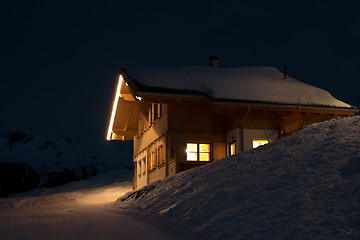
(186, 142, 211, 162)
(144, 106, 151, 131)
(149, 151, 157, 170)
(152, 103, 161, 123)
(148, 144, 165, 171)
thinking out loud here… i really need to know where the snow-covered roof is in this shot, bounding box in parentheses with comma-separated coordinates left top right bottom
(123, 66, 355, 109)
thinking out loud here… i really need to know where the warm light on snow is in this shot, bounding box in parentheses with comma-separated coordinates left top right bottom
(106, 75, 123, 140)
(77, 185, 132, 205)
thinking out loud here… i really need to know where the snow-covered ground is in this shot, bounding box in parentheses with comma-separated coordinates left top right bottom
(117, 116, 360, 239)
(0, 134, 188, 240)
(0, 171, 186, 240)
(1, 116, 359, 239)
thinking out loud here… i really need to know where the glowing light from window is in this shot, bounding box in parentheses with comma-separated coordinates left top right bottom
(199, 144, 210, 161)
(252, 139, 269, 148)
(136, 96, 142, 101)
(106, 75, 123, 140)
(186, 143, 197, 161)
(229, 143, 235, 155)
(186, 143, 210, 161)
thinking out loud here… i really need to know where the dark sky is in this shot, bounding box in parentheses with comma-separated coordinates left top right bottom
(1, 0, 359, 139)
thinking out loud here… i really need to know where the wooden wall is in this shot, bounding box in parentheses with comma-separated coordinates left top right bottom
(133, 103, 168, 189)
(134, 104, 168, 155)
(224, 109, 280, 131)
(167, 100, 226, 132)
(148, 164, 166, 184)
(132, 98, 353, 189)
(166, 100, 227, 172)
(167, 130, 226, 172)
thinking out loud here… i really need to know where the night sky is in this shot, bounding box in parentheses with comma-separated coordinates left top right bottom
(1, 0, 359, 139)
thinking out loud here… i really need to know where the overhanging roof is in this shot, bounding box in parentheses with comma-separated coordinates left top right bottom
(120, 66, 358, 111)
(106, 75, 141, 141)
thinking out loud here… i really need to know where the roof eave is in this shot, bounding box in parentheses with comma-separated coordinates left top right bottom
(135, 90, 358, 113)
(214, 99, 358, 113)
(119, 68, 358, 114)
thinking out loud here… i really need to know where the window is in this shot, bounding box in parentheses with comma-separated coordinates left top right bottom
(142, 157, 146, 175)
(229, 142, 236, 155)
(138, 104, 162, 136)
(152, 103, 161, 122)
(186, 143, 197, 161)
(252, 139, 270, 148)
(186, 143, 211, 161)
(158, 145, 164, 165)
(138, 160, 142, 178)
(149, 151, 156, 170)
(148, 145, 165, 170)
(145, 106, 151, 130)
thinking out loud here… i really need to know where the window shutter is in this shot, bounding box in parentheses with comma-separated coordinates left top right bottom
(157, 104, 161, 118)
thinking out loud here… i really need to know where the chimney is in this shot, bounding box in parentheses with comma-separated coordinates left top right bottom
(209, 56, 220, 68)
(283, 66, 288, 79)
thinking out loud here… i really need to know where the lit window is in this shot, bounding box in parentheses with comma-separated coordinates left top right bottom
(252, 139, 269, 148)
(149, 152, 156, 170)
(148, 145, 164, 170)
(199, 144, 210, 161)
(186, 143, 198, 161)
(229, 142, 236, 155)
(186, 143, 210, 161)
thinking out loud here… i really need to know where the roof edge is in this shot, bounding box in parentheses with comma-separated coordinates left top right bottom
(136, 90, 358, 112)
(119, 67, 358, 112)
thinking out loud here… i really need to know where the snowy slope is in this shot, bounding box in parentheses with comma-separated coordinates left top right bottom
(0, 132, 133, 194)
(127, 66, 352, 108)
(117, 116, 360, 239)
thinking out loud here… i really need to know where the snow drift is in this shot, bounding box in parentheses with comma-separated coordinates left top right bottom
(117, 116, 360, 239)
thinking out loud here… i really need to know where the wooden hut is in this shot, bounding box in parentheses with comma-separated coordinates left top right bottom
(106, 65, 358, 189)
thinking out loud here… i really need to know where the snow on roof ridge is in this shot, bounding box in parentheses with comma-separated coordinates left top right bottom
(124, 66, 353, 108)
